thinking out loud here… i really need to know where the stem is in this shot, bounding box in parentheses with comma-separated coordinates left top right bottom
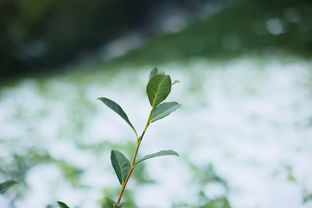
(116, 140, 140, 203)
(116, 107, 154, 203)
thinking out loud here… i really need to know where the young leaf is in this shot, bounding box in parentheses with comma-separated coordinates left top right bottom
(149, 68, 165, 80)
(146, 74, 171, 107)
(172, 80, 180, 85)
(0, 180, 17, 194)
(149, 67, 159, 79)
(111, 150, 131, 185)
(57, 201, 70, 208)
(151, 102, 181, 122)
(98, 97, 137, 137)
(136, 150, 179, 165)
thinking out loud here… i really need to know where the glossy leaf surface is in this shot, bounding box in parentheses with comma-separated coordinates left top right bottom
(146, 74, 171, 107)
(151, 102, 181, 122)
(111, 150, 131, 184)
(57, 201, 70, 208)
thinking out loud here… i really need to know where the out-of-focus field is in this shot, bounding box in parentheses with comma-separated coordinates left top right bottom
(1, 56, 312, 208)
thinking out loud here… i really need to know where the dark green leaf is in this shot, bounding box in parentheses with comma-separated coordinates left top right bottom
(57, 201, 70, 208)
(146, 74, 171, 107)
(0, 180, 17, 194)
(98, 97, 137, 136)
(136, 150, 179, 165)
(111, 150, 131, 185)
(151, 102, 181, 122)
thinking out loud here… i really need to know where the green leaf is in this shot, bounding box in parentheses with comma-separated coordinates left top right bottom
(98, 97, 137, 137)
(136, 150, 179, 165)
(103, 198, 115, 208)
(111, 150, 131, 185)
(57, 201, 70, 208)
(0, 180, 17, 194)
(146, 74, 172, 107)
(151, 102, 181, 122)
(103, 197, 125, 208)
(172, 80, 180, 85)
(149, 67, 159, 79)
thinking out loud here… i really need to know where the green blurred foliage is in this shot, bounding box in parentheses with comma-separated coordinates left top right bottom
(172, 163, 231, 208)
(2, 0, 312, 77)
(303, 192, 312, 204)
(199, 198, 231, 208)
(0, 0, 201, 76)
(1, 0, 147, 75)
(110, 0, 312, 66)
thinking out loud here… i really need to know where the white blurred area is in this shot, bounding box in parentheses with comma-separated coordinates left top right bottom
(0, 57, 312, 208)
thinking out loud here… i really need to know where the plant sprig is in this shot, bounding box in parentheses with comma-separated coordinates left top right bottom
(99, 68, 181, 207)
(57, 68, 181, 208)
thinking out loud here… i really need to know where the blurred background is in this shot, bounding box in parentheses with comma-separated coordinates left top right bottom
(1, 0, 312, 207)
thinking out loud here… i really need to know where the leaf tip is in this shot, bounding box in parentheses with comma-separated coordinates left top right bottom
(97, 97, 106, 101)
(57, 201, 70, 208)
